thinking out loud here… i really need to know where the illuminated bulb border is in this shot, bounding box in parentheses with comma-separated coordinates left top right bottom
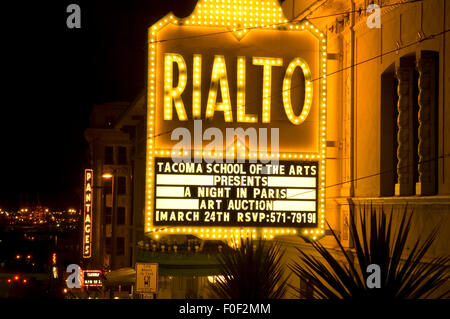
(149, 226, 297, 241)
(145, 0, 327, 240)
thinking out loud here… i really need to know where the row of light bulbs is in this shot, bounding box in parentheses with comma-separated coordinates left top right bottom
(150, 227, 325, 241)
(151, 149, 326, 159)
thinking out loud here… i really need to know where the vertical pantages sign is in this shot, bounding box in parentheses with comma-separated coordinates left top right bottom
(145, 0, 328, 240)
(82, 169, 93, 258)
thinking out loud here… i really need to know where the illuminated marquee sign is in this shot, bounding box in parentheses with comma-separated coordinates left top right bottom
(82, 270, 102, 287)
(146, 0, 327, 239)
(82, 169, 93, 258)
(154, 158, 318, 228)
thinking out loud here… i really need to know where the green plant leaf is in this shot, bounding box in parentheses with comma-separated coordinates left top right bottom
(290, 205, 449, 299)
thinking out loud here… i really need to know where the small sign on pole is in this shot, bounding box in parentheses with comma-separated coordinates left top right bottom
(135, 263, 158, 293)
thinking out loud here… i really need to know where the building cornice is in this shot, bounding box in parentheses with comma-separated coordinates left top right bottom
(353, 0, 420, 33)
(333, 195, 450, 205)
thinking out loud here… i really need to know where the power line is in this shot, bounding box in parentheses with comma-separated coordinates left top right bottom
(145, 28, 450, 202)
(147, 0, 422, 44)
(249, 28, 450, 113)
(147, 152, 449, 234)
(142, 2, 444, 141)
(301, 0, 332, 20)
(305, 0, 423, 21)
(145, 8, 449, 164)
(286, 153, 450, 199)
(140, 0, 436, 141)
(311, 28, 449, 83)
(147, 152, 450, 235)
(149, 130, 450, 199)
(147, 27, 449, 140)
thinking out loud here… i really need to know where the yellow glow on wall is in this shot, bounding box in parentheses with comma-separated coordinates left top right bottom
(164, 53, 188, 121)
(145, 0, 328, 240)
(283, 58, 313, 125)
(252, 57, 283, 123)
(205, 55, 233, 122)
(146, 227, 301, 240)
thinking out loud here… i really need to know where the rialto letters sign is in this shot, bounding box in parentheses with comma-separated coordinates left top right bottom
(145, 0, 327, 239)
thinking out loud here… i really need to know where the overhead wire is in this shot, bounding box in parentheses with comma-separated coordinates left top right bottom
(149, 152, 450, 234)
(147, 0, 423, 44)
(147, 27, 450, 140)
(140, 0, 446, 235)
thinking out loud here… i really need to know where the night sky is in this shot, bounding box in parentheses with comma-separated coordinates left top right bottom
(1, 0, 197, 210)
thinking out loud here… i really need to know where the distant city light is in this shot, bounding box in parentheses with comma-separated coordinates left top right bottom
(52, 266, 58, 279)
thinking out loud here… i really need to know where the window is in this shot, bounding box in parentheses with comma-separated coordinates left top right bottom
(118, 146, 127, 165)
(117, 237, 125, 256)
(412, 69, 420, 186)
(380, 52, 438, 196)
(105, 206, 112, 224)
(103, 179, 112, 194)
(104, 146, 114, 164)
(129, 247, 133, 267)
(380, 64, 399, 196)
(416, 51, 439, 195)
(105, 118, 114, 128)
(105, 237, 111, 254)
(117, 207, 126, 225)
(118, 176, 126, 194)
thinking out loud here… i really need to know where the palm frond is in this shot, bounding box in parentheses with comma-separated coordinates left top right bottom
(290, 205, 449, 299)
(209, 238, 289, 299)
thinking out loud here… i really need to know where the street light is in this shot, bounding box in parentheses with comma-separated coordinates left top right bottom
(102, 169, 117, 271)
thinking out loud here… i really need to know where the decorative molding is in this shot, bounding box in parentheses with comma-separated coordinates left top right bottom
(395, 56, 415, 196)
(416, 51, 437, 195)
(313, 0, 420, 35)
(340, 37, 353, 197)
(345, 195, 450, 206)
(340, 204, 351, 247)
(353, 0, 415, 33)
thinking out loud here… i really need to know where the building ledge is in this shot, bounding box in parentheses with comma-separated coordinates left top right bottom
(332, 195, 450, 206)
